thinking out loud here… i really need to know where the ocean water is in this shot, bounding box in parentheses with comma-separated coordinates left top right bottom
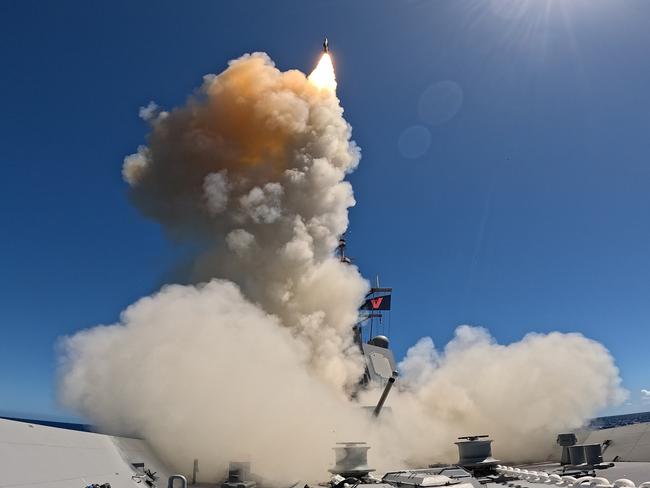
(590, 411, 650, 429)
(4, 411, 650, 434)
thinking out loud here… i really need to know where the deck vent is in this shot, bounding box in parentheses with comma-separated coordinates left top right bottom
(455, 435, 499, 469)
(583, 443, 604, 465)
(557, 433, 577, 465)
(568, 445, 586, 465)
(222, 462, 256, 488)
(329, 442, 375, 478)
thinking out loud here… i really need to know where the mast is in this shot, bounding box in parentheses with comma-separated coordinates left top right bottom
(336, 234, 393, 346)
(337, 233, 397, 390)
(337, 236, 352, 264)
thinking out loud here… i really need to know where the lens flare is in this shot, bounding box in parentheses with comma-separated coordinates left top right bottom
(308, 53, 337, 92)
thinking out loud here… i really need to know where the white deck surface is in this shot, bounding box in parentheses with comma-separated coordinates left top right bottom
(582, 423, 650, 462)
(0, 418, 170, 488)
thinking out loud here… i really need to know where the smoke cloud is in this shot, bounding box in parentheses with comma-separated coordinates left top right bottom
(58, 52, 625, 483)
(121, 52, 367, 392)
(378, 327, 626, 466)
(60, 280, 372, 482)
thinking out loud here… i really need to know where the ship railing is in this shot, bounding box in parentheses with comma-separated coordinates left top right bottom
(494, 465, 650, 488)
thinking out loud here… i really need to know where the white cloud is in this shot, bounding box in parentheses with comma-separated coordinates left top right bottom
(641, 389, 650, 403)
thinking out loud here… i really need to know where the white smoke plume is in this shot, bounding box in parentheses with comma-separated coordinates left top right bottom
(60, 280, 372, 482)
(374, 327, 627, 466)
(121, 52, 368, 392)
(59, 52, 626, 483)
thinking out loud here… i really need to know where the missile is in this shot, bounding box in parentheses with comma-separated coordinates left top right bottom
(323, 37, 329, 53)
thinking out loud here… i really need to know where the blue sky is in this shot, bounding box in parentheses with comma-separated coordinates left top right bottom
(1, 0, 649, 420)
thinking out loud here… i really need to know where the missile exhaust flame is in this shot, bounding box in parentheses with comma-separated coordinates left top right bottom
(308, 52, 337, 92)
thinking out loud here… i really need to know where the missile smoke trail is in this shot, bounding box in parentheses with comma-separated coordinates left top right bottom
(122, 52, 366, 392)
(58, 52, 626, 483)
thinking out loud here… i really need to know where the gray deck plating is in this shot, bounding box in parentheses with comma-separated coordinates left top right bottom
(580, 423, 650, 462)
(2, 418, 650, 487)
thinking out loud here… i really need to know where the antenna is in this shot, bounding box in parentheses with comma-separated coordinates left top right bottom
(337, 235, 351, 264)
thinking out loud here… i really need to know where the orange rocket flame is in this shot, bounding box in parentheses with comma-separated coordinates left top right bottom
(308, 53, 337, 92)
